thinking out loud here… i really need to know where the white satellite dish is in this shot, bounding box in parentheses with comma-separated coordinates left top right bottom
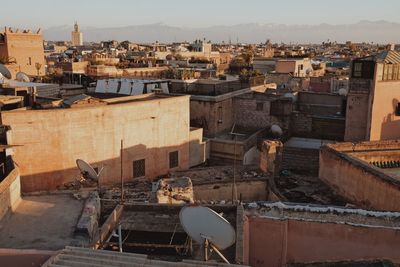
(0, 64, 12, 79)
(271, 124, 283, 137)
(338, 88, 348, 96)
(76, 159, 102, 182)
(179, 206, 235, 264)
(16, 72, 30, 82)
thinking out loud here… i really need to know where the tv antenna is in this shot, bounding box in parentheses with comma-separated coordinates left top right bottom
(179, 206, 236, 264)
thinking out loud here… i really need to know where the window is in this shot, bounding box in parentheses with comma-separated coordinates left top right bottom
(133, 159, 145, 178)
(218, 106, 223, 123)
(256, 102, 264, 111)
(396, 103, 400, 116)
(169, 151, 179, 169)
(28, 57, 32, 65)
(353, 62, 362, 77)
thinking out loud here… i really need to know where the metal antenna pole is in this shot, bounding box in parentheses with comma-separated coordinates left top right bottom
(120, 139, 124, 204)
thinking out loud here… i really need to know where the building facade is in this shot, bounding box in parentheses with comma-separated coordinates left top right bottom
(345, 51, 400, 141)
(0, 27, 45, 77)
(0, 94, 206, 192)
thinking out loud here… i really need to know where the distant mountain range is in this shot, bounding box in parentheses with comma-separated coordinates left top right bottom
(14, 20, 400, 43)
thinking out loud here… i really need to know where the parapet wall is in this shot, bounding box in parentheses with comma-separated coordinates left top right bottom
(0, 167, 20, 221)
(319, 140, 400, 211)
(242, 202, 400, 267)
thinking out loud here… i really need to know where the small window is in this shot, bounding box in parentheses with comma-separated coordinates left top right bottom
(133, 159, 145, 178)
(353, 62, 362, 77)
(256, 102, 264, 111)
(28, 57, 32, 65)
(218, 106, 223, 123)
(395, 103, 400, 116)
(169, 151, 179, 169)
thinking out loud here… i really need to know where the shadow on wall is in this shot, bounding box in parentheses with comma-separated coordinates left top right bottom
(19, 142, 195, 193)
(381, 98, 400, 140)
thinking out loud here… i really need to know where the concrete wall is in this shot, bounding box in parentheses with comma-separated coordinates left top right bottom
(1, 95, 197, 192)
(369, 78, 400, 141)
(0, 167, 21, 221)
(244, 216, 400, 267)
(194, 180, 268, 202)
(319, 143, 400, 211)
(189, 127, 208, 167)
(344, 94, 369, 141)
(190, 98, 234, 137)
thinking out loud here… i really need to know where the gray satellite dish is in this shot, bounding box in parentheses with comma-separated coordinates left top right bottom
(16, 72, 30, 82)
(0, 64, 12, 79)
(179, 206, 235, 264)
(76, 159, 102, 181)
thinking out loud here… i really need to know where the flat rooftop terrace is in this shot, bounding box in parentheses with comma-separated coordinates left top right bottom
(0, 194, 86, 250)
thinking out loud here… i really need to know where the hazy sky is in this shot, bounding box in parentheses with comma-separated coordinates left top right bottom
(2, 0, 400, 28)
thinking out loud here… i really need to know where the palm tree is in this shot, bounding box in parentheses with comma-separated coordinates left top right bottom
(241, 51, 254, 66)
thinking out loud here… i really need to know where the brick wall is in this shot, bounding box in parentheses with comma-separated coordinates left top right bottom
(282, 146, 320, 174)
(234, 98, 271, 129)
(290, 112, 345, 141)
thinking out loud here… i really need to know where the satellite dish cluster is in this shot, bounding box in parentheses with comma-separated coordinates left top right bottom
(0, 63, 45, 87)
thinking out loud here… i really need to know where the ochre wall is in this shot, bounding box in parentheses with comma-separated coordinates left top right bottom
(344, 94, 369, 141)
(369, 79, 400, 141)
(245, 216, 400, 267)
(0, 30, 45, 77)
(319, 147, 400, 211)
(0, 167, 21, 220)
(1, 95, 192, 192)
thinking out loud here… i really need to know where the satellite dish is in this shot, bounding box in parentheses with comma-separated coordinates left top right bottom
(271, 124, 283, 137)
(283, 92, 297, 102)
(0, 64, 12, 79)
(76, 159, 102, 181)
(180, 206, 235, 264)
(338, 88, 348, 96)
(16, 72, 30, 82)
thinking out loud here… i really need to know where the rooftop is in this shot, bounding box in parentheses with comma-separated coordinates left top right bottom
(0, 194, 87, 250)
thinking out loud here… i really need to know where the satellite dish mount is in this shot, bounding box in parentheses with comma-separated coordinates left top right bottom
(179, 206, 236, 265)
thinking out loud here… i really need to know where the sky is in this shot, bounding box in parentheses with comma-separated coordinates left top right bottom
(2, 0, 400, 29)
